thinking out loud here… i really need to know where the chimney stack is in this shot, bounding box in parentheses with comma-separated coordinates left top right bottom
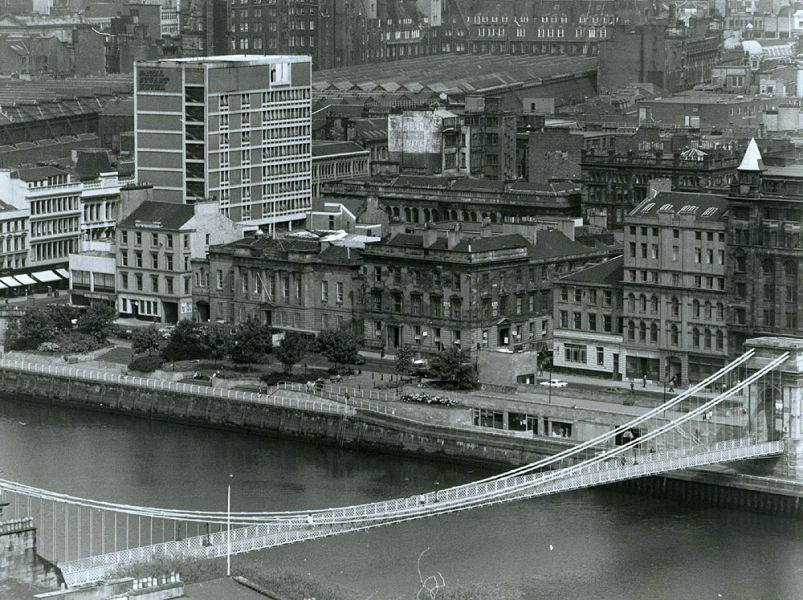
(423, 221, 438, 247)
(447, 222, 461, 249)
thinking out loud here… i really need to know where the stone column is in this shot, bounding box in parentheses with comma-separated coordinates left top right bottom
(745, 337, 803, 479)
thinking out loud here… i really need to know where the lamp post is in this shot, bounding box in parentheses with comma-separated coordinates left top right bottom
(548, 357, 553, 406)
(226, 474, 233, 577)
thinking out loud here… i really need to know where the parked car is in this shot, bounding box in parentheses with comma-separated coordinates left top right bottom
(409, 358, 430, 376)
(540, 379, 568, 388)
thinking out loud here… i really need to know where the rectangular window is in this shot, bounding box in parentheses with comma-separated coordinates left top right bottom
(336, 282, 343, 303)
(564, 343, 586, 363)
(596, 346, 604, 366)
(588, 313, 597, 331)
(573, 312, 582, 329)
(321, 280, 328, 302)
(216, 270, 223, 290)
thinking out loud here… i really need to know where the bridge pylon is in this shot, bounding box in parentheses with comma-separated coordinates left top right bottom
(745, 337, 803, 479)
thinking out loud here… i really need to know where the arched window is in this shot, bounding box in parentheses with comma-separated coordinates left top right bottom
(716, 302, 724, 320)
(671, 297, 680, 318)
(412, 208, 419, 223)
(716, 330, 724, 351)
(628, 294, 635, 312)
(692, 327, 700, 347)
(404, 207, 411, 222)
(639, 294, 647, 312)
(704, 301, 712, 319)
(786, 260, 797, 279)
(650, 322, 658, 343)
(639, 321, 646, 341)
(628, 320, 635, 341)
(704, 329, 712, 349)
(650, 295, 659, 314)
(763, 257, 775, 275)
(423, 208, 431, 222)
(671, 324, 679, 346)
(693, 299, 700, 318)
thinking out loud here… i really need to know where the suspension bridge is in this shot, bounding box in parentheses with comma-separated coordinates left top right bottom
(0, 340, 799, 588)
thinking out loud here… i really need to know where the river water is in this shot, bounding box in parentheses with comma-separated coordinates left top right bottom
(1, 395, 802, 600)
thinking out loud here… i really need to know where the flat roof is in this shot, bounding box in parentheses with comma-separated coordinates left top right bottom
(138, 55, 310, 66)
(644, 95, 764, 104)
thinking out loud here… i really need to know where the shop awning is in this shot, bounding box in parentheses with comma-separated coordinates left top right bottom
(14, 274, 37, 285)
(0, 281, 7, 290)
(0, 276, 21, 288)
(32, 270, 61, 283)
(56, 268, 70, 279)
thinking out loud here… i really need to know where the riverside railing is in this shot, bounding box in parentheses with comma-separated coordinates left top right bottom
(0, 358, 353, 418)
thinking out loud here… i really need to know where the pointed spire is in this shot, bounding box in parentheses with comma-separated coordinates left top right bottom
(738, 138, 764, 172)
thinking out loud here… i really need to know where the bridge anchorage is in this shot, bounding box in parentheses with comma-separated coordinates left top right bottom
(0, 336, 801, 588)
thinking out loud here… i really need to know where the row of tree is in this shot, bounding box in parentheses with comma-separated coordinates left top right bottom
(132, 319, 363, 373)
(6, 303, 118, 351)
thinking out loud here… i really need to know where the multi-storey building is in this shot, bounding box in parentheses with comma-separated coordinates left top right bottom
(192, 234, 363, 332)
(324, 176, 582, 226)
(0, 166, 81, 269)
(226, 0, 318, 62)
(311, 141, 370, 197)
(553, 256, 624, 377)
(726, 140, 803, 354)
(462, 95, 518, 181)
(581, 146, 742, 229)
(361, 222, 617, 356)
(116, 200, 240, 322)
(134, 55, 312, 231)
(622, 191, 729, 385)
(0, 200, 28, 273)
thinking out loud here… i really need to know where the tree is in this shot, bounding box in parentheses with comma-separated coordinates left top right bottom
(395, 345, 414, 377)
(316, 327, 360, 372)
(229, 318, 273, 364)
(161, 320, 204, 363)
(199, 323, 232, 366)
(132, 325, 163, 355)
(431, 346, 476, 390)
(76, 302, 117, 342)
(274, 332, 307, 374)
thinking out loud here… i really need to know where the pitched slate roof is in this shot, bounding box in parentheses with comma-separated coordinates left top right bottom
(118, 201, 194, 230)
(311, 140, 368, 158)
(530, 229, 603, 260)
(559, 255, 623, 286)
(13, 165, 68, 181)
(631, 191, 728, 221)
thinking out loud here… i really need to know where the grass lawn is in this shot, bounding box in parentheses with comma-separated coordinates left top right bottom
(98, 346, 135, 364)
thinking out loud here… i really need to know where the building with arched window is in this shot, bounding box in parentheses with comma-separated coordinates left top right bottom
(727, 139, 803, 354)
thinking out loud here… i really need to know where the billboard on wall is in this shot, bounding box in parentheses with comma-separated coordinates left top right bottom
(136, 66, 182, 94)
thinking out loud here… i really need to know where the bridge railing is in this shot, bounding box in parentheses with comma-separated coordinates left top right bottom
(0, 358, 354, 418)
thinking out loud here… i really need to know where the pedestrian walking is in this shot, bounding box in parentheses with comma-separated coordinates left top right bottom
(642, 374, 647, 388)
(630, 381, 634, 394)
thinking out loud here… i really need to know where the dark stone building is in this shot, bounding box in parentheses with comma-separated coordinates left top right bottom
(361, 221, 619, 356)
(192, 234, 363, 334)
(324, 176, 583, 227)
(726, 140, 803, 355)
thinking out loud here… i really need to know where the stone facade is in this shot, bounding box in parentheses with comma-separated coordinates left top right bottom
(622, 191, 729, 385)
(553, 256, 624, 378)
(192, 234, 362, 334)
(361, 223, 618, 357)
(727, 158, 803, 356)
(0, 517, 63, 589)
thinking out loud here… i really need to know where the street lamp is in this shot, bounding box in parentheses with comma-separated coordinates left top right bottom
(548, 358, 553, 405)
(226, 474, 233, 577)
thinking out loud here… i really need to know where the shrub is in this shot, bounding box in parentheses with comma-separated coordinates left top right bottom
(37, 341, 61, 353)
(259, 371, 308, 385)
(128, 355, 165, 373)
(54, 331, 102, 354)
